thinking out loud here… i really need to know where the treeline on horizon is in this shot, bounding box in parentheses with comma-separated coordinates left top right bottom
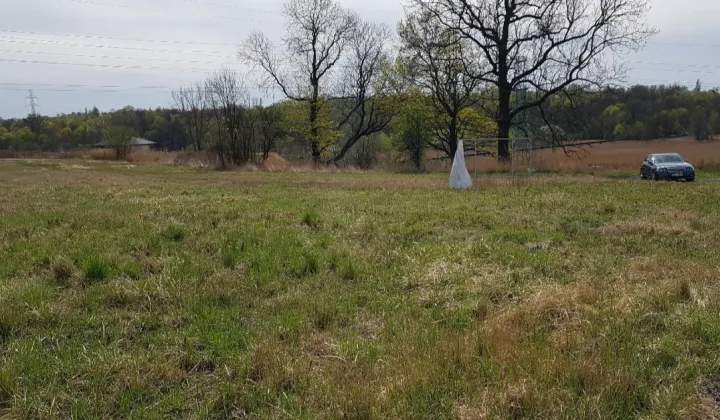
(1, 83, 719, 158)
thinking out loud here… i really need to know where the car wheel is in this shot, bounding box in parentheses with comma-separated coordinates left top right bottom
(653, 172, 660, 181)
(687, 178, 695, 182)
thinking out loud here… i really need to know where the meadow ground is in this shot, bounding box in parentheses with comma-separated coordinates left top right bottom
(1, 159, 720, 419)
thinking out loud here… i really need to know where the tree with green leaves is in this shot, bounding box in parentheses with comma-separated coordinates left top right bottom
(398, 10, 482, 161)
(91, 116, 135, 159)
(241, 0, 358, 162)
(692, 106, 710, 141)
(408, 0, 655, 161)
(391, 89, 431, 170)
(255, 104, 287, 162)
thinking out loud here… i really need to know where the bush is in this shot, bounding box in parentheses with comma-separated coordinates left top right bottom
(346, 136, 381, 169)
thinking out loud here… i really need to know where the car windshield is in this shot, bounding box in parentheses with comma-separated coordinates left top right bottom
(654, 155, 684, 164)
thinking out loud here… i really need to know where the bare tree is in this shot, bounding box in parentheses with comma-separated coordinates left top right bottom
(240, 0, 358, 162)
(172, 82, 207, 152)
(409, 0, 655, 160)
(255, 104, 286, 161)
(205, 69, 253, 167)
(331, 22, 395, 163)
(399, 10, 483, 161)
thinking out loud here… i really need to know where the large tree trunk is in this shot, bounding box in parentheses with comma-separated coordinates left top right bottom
(332, 137, 356, 164)
(497, 87, 512, 162)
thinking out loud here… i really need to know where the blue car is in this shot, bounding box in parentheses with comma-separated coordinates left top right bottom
(640, 153, 695, 182)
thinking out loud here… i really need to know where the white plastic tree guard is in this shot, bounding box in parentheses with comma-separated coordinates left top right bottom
(449, 140, 472, 189)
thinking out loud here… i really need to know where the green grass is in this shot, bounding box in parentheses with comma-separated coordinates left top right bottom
(1, 159, 720, 418)
(84, 258, 110, 284)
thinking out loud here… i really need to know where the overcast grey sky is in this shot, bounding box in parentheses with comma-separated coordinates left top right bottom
(1, 0, 719, 118)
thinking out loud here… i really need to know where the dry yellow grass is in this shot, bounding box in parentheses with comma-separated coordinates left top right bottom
(457, 137, 720, 174)
(3, 136, 720, 176)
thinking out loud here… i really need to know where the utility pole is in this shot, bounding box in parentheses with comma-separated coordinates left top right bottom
(25, 89, 41, 133)
(26, 89, 39, 116)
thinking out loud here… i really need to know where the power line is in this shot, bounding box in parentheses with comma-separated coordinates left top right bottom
(1, 87, 176, 93)
(651, 41, 720, 48)
(0, 49, 237, 66)
(626, 60, 720, 70)
(61, 0, 282, 24)
(630, 67, 720, 75)
(0, 57, 234, 73)
(0, 36, 237, 57)
(0, 29, 242, 48)
(0, 82, 175, 89)
(175, 0, 279, 14)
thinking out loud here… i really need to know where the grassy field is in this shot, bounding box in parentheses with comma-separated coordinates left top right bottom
(2, 159, 720, 419)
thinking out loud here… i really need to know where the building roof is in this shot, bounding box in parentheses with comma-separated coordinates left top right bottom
(129, 137, 155, 146)
(92, 137, 155, 147)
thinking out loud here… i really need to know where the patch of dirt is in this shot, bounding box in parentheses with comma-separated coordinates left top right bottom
(0, 400, 13, 420)
(301, 332, 337, 358)
(453, 402, 487, 420)
(526, 240, 551, 251)
(359, 317, 384, 340)
(263, 152, 291, 170)
(59, 164, 92, 170)
(702, 378, 720, 406)
(686, 378, 720, 419)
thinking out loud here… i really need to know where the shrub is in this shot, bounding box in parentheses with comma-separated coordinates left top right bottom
(346, 136, 381, 169)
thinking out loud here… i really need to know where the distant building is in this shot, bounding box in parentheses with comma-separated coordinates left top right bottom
(92, 137, 156, 151)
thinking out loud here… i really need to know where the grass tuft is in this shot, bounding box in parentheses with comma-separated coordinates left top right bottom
(676, 280, 692, 302)
(84, 258, 110, 283)
(301, 211, 321, 229)
(472, 300, 489, 320)
(221, 241, 245, 269)
(162, 225, 186, 242)
(339, 258, 358, 281)
(293, 252, 319, 277)
(51, 255, 76, 285)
